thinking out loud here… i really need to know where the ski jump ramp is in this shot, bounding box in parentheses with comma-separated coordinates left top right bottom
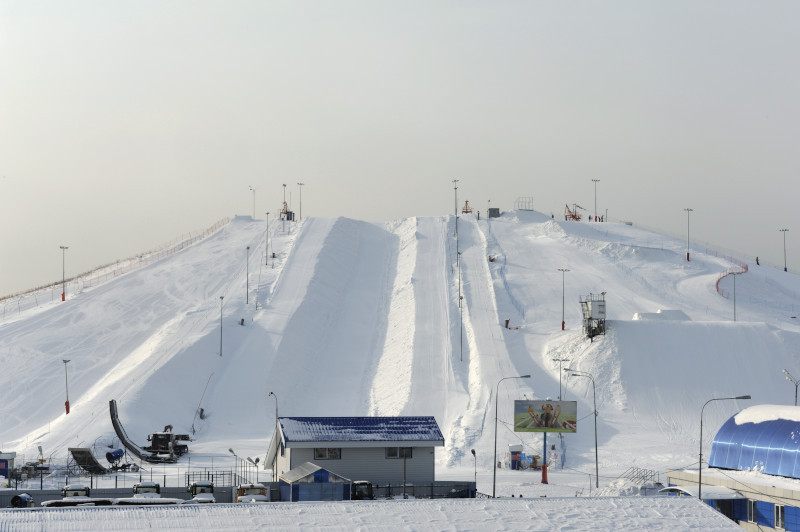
(109, 399, 177, 464)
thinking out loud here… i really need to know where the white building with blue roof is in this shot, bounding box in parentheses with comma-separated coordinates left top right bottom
(265, 417, 445, 486)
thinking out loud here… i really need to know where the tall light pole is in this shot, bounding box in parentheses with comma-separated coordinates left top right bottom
(245, 246, 250, 304)
(684, 208, 693, 262)
(592, 179, 600, 221)
(297, 182, 305, 220)
(552, 358, 569, 399)
(219, 296, 224, 357)
(780, 229, 789, 272)
(558, 269, 569, 331)
(783, 370, 799, 406)
(282, 184, 287, 232)
(62, 359, 71, 414)
(60, 246, 69, 301)
(493, 374, 530, 498)
(699, 395, 750, 500)
(268, 391, 278, 481)
(247, 457, 260, 483)
(566, 368, 598, 488)
(249, 185, 256, 219)
(265, 212, 270, 266)
(453, 179, 459, 238)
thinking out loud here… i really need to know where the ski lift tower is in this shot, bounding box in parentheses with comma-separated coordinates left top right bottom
(580, 292, 606, 340)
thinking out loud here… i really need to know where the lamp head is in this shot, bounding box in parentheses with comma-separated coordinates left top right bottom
(471, 449, 475, 457)
(736, 395, 752, 400)
(228, 448, 235, 455)
(520, 375, 531, 379)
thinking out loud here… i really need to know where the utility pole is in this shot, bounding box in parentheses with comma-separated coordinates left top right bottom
(297, 182, 305, 220)
(60, 246, 69, 301)
(780, 228, 789, 272)
(592, 179, 600, 221)
(684, 208, 693, 261)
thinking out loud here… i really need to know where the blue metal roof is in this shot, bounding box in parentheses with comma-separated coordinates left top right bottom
(709, 410, 800, 479)
(278, 417, 444, 444)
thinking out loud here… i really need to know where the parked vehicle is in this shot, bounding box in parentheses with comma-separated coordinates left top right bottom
(115, 482, 183, 505)
(351, 481, 374, 500)
(40, 484, 114, 507)
(236, 483, 269, 503)
(185, 481, 215, 504)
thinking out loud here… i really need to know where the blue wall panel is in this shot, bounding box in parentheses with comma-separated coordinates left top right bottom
(756, 500, 774, 528)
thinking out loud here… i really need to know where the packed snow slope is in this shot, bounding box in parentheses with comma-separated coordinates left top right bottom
(2, 212, 799, 480)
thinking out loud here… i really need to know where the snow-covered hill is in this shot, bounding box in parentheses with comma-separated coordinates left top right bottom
(2, 211, 799, 490)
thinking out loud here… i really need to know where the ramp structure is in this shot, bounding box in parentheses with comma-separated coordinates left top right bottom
(109, 400, 178, 464)
(68, 448, 108, 475)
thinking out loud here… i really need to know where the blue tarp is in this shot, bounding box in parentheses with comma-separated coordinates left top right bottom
(710, 415, 800, 478)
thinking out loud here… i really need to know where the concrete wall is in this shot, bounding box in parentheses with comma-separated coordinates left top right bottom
(278, 446, 437, 485)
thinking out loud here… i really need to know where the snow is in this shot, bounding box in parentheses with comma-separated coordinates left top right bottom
(0, 498, 740, 531)
(2, 211, 800, 529)
(734, 404, 800, 425)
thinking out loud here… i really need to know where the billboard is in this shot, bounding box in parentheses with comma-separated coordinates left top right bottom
(513, 400, 577, 433)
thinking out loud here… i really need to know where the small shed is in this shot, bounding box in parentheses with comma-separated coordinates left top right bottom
(279, 462, 351, 502)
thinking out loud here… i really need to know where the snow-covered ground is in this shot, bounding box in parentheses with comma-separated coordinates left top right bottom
(1, 211, 799, 528)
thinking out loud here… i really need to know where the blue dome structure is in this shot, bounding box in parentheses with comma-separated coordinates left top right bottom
(709, 405, 800, 479)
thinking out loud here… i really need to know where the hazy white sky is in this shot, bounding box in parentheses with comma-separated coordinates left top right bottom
(1, 1, 798, 296)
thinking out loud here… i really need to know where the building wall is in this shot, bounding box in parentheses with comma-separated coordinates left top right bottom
(282, 446, 436, 485)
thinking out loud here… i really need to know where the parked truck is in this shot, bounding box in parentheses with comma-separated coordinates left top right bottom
(40, 484, 114, 507)
(235, 483, 270, 503)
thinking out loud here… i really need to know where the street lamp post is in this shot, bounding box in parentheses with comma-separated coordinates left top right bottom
(566, 368, 598, 488)
(780, 229, 789, 272)
(453, 179, 459, 238)
(783, 370, 799, 406)
(247, 457, 260, 483)
(558, 269, 569, 330)
(268, 391, 278, 481)
(219, 296, 224, 357)
(282, 184, 287, 232)
(246, 246, 250, 304)
(592, 179, 600, 221)
(699, 395, 751, 500)
(62, 359, 71, 414)
(493, 374, 531, 498)
(265, 212, 270, 266)
(552, 358, 569, 399)
(684, 208, 693, 261)
(60, 246, 69, 301)
(297, 183, 305, 220)
(249, 186, 256, 219)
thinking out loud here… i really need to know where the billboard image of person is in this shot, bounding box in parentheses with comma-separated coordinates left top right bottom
(513, 400, 577, 433)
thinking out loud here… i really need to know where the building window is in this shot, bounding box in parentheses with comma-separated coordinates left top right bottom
(313, 448, 341, 460)
(747, 500, 756, 523)
(775, 504, 785, 530)
(386, 447, 412, 459)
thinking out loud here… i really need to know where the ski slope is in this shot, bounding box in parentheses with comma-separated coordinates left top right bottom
(2, 211, 800, 491)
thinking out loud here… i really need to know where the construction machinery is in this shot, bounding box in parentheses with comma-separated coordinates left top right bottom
(144, 425, 190, 456)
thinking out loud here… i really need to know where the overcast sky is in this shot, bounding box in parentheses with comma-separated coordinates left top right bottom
(2, 1, 799, 296)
